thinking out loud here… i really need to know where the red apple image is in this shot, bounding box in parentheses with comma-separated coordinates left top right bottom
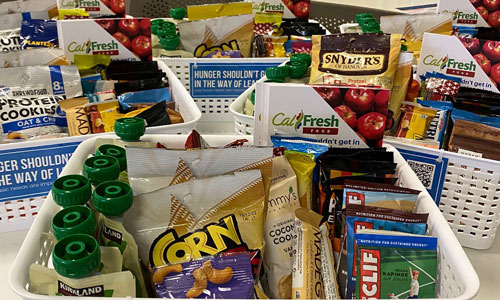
(132, 35, 152, 58)
(101, 0, 110, 6)
(374, 90, 390, 115)
(477, 6, 489, 20)
(110, 0, 125, 15)
(484, 0, 500, 11)
(140, 19, 151, 36)
(334, 105, 357, 129)
(96, 19, 116, 34)
(344, 88, 375, 114)
(470, 0, 482, 7)
(294, 1, 310, 18)
(357, 112, 386, 140)
(313, 87, 341, 107)
(490, 63, 500, 84)
(356, 132, 367, 144)
(489, 10, 500, 27)
(482, 40, 500, 62)
(113, 32, 130, 49)
(283, 0, 294, 11)
(473, 53, 492, 74)
(118, 19, 140, 38)
(376, 139, 384, 148)
(490, 76, 498, 87)
(459, 37, 481, 55)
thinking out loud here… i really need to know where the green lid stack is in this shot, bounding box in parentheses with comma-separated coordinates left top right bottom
(265, 66, 290, 83)
(83, 155, 120, 186)
(52, 175, 91, 207)
(52, 206, 97, 240)
(355, 13, 381, 33)
(96, 144, 127, 172)
(52, 234, 101, 279)
(93, 181, 133, 217)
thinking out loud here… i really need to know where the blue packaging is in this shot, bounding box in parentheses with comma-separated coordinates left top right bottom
(451, 108, 500, 129)
(271, 135, 328, 160)
(20, 19, 58, 49)
(118, 87, 171, 110)
(418, 100, 452, 148)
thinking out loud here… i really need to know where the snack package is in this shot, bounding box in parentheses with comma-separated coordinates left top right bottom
(187, 2, 253, 21)
(286, 152, 316, 209)
(448, 119, 500, 160)
(59, 97, 91, 136)
(344, 205, 429, 299)
(0, 65, 82, 98)
(154, 253, 255, 299)
(254, 12, 282, 36)
(263, 155, 301, 299)
(396, 102, 438, 140)
(0, 48, 69, 68)
(387, 52, 413, 134)
(355, 232, 437, 299)
(21, 19, 58, 49)
(0, 0, 58, 18)
(309, 33, 402, 89)
(0, 11, 48, 30)
(57, 18, 152, 63)
(319, 223, 340, 300)
(292, 208, 325, 299)
(264, 35, 288, 57)
(56, 0, 125, 18)
(178, 14, 254, 58)
(0, 28, 21, 53)
(254, 84, 390, 148)
(29, 264, 136, 297)
(342, 180, 420, 211)
(422, 73, 461, 101)
(417, 100, 452, 148)
(380, 13, 453, 62)
(252, 0, 311, 19)
(118, 87, 171, 110)
(85, 100, 119, 134)
(0, 95, 67, 139)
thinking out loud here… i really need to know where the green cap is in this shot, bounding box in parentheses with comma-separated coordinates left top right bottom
(361, 22, 381, 33)
(170, 7, 186, 20)
(266, 66, 289, 81)
(250, 90, 255, 105)
(52, 234, 100, 279)
(355, 13, 375, 24)
(160, 34, 180, 50)
(52, 175, 91, 207)
(96, 144, 127, 172)
(114, 117, 146, 141)
(83, 156, 120, 186)
(52, 206, 96, 240)
(290, 53, 311, 68)
(151, 19, 165, 35)
(93, 181, 133, 217)
(157, 22, 177, 38)
(287, 61, 307, 79)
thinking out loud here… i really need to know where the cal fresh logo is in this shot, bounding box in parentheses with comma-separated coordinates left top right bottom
(423, 55, 476, 77)
(57, 281, 105, 296)
(359, 249, 381, 299)
(452, 10, 478, 25)
(254, 1, 285, 13)
(150, 215, 247, 267)
(68, 39, 119, 56)
(272, 110, 340, 135)
(78, 0, 100, 11)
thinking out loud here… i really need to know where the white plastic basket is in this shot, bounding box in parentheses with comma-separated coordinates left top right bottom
(0, 61, 200, 234)
(9, 136, 479, 300)
(389, 140, 500, 250)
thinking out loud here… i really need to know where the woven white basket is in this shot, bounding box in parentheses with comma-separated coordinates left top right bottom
(9, 136, 479, 300)
(389, 140, 500, 250)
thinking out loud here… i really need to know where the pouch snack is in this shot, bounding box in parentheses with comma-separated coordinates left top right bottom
(21, 19, 58, 49)
(0, 28, 21, 53)
(292, 208, 325, 299)
(387, 52, 413, 133)
(264, 155, 301, 299)
(319, 223, 339, 300)
(309, 33, 402, 89)
(187, 2, 253, 21)
(59, 97, 91, 136)
(0, 11, 48, 30)
(448, 119, 500, 160)
(178, 14, 254, 58)
(0, 48, 69, 68)
(396, 102, 438, 140)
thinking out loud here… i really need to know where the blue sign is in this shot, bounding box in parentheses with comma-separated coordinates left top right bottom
(189, 62, 282, 98)
(397, 148, 448, 205)
(0, 141, 81, 202)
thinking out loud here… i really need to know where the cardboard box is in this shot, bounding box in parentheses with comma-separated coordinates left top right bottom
(438, 0, 490, 27)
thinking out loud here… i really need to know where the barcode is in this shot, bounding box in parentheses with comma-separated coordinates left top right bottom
(407, 160, 435, 189)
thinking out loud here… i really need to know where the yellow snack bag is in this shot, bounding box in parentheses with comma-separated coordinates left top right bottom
(59, 97, 91, 136)
(310, 33, 402, 90)
(187, 2, 253, 21)
(396, 102, 437, 140)
(100, 106, 149, 132)
(387, 52, 413, 134)
(58, 8, 89, 20)
(285, 151, 315, 209)
(255, 12, 282, 30)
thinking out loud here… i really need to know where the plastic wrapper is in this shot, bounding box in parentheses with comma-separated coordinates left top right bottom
(178, 14, 254, 58)
(21, 19, 58, 49)
(387, 52, 413, 134)
(0, 0, 57, 18)
(396, 102, 438, 140)
(0, 28, 21, 53)
(59, 97, 91, 136)
(418, 100, 452, 148)
(310, 33, 402, 90)
(448, 119, 500, 160)
(118, 87, 171, 110)
(187, 2, 252, 21)
(0, 48, 69, 68)
(0, 11, 48, 30)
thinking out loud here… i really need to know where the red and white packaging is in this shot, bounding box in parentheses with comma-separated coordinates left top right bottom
(417, 32, 500, 93)
(254, 83, 390, 148)
(438, 0, 495, 27)
(56, 0, 125, 18)
(252, 0, 310, 19)
(57, 18, 152, 63)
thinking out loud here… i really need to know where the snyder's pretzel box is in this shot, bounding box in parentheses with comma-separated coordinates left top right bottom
(57, 18, 152, 63)
(254, 83, 390, 147)
(417, 33, 500, 93)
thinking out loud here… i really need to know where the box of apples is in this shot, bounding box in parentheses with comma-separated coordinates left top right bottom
(57, 0, 126, 18)
(58, 18, 152, 63)
(253, 82, 390, 148)
(417, 32, 500, 93)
